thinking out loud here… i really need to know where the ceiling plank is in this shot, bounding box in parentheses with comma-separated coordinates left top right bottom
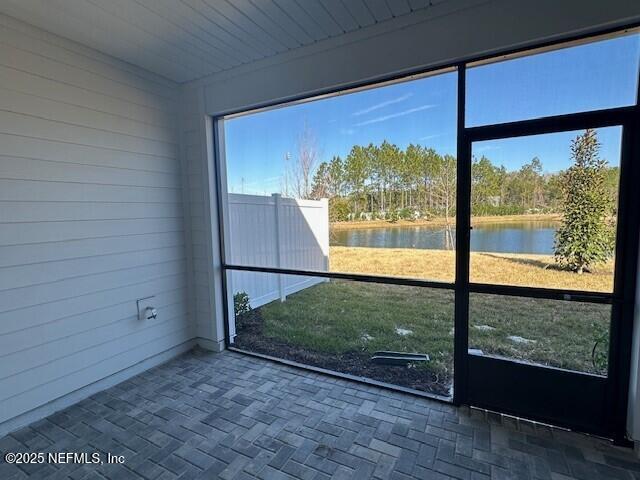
(272, 0, 328, 42)
(365, 0, 393, 22)
(253, 0, 315, 46)
(342, 0, 376, 28)
(17, 0, 194, 82)
(386, 0, 412, 17)
(319, 0, 358, 32)
(408, 0, 431, 9)
(296, 1, 343, 37)
(229, 0, 301, 49)
(200, 0, 289, 54)
(75, 0, 212, 79)
(133, 0, 254, 66)
(181, 0, 274, 59)
(90, 0, 232, 72)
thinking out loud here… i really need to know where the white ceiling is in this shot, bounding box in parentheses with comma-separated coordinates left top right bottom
(0, 0, 443, 84)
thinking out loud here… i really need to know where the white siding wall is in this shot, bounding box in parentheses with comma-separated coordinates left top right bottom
(0, 14, 192, 432)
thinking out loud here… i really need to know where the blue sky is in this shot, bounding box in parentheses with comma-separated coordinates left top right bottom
(224, 33, 639, 195)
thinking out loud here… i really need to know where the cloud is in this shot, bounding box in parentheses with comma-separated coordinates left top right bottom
(353, 104, 436, 127)
(475, 144, 501, 153)
(352, 93, 412, 116)
(340, 128, 355, 136)
(419, 133, 445, 141)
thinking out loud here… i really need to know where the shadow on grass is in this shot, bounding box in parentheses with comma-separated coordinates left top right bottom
(478, 252, 566, 271)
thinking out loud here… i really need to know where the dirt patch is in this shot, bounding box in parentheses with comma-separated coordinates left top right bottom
(233, 310, 451, 397)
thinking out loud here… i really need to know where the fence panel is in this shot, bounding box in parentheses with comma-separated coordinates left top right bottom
(227, 193, 329, 310)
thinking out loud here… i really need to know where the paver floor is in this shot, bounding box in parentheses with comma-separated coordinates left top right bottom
(1, 349, 639, 479)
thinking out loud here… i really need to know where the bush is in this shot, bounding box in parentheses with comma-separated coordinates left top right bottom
(398, 208, 414, 220)
(329, 197, 351, 222)
(591, 322, 609, 375)
(234, 291, 251, 319)
(471, 204, 525, 216)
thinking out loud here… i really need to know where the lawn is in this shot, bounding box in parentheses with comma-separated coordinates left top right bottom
(234, 278, 610, 396)
(235, 229, 613, 395)
(330, 246, 614, 292)
(234, 280, 455, 395)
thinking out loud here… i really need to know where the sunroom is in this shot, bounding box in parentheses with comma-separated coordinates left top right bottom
(1, 1, 640, 479)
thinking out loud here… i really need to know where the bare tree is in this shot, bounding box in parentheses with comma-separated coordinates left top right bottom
(432, 154, 457, 249)
(288, 122, 319, 199)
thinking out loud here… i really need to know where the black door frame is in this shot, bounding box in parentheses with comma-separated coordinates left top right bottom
(212, 26, 640, 443)
(455, 101, 639, 440)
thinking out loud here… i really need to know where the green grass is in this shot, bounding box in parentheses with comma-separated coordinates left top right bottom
(257, 280, 455, 378)
(243, 280, 609, 382)
(468, 293, 609, 374)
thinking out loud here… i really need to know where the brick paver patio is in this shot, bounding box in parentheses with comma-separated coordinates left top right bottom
(1, 349, 639, 479)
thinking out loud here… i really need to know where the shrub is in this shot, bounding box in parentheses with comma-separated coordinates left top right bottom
(591, 322, 609, 375)
(554, 129, 615, 274)
(398, 208, 414, 220)
(471, 204, 525, 216)
(233, 291, 251, 319)
(329, 197, 351, 222)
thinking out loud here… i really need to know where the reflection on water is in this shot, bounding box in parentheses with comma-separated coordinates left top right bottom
(331, 221, 558, 255)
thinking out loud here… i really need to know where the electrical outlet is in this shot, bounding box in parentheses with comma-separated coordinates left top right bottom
(137, 296, 157, 321)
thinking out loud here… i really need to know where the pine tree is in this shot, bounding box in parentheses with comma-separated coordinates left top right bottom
(554, 129, 614, 274)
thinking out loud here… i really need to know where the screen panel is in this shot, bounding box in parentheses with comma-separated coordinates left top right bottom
(469, 292, 611, 376)
(466, 32, 640, 127)
(222, 69, 458, 283)
(229, 271, 455, 398)
(469, 127, 622, 292)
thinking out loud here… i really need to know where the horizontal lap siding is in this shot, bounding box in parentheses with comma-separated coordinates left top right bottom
(0, 14, 190, 425)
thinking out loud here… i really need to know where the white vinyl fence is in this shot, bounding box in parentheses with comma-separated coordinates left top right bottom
(227, 193, 329, 313)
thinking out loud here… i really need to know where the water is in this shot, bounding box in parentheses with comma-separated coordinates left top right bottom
(331, 220, 559, 255)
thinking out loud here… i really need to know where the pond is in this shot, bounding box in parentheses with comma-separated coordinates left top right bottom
(330, 220, 559, 255)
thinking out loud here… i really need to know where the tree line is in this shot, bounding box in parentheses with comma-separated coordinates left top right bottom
(308, 140, 619, 223)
